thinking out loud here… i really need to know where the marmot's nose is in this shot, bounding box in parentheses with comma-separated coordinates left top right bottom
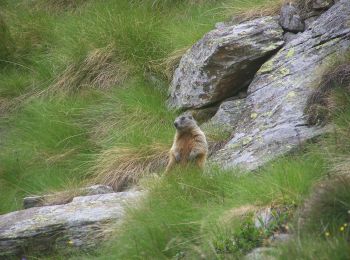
(174, 122, 178, 128)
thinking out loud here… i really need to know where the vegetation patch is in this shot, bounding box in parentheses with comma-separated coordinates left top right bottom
(305, 52, 350, 125)
(0, 13, 13, 61)
(86, 148, 326, 259)
(30, 0, 88, 12)
(299, 175, 350, 236)
(92, 144, 169, 191)
(47, 45, 129, 96)
(224, 0, 283, 22)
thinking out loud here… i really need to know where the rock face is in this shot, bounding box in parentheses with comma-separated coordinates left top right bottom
(0, 191, 142, 258)
(283, 32, 299, 43)
(168, 16, 284, 109)
(209, 0, 350, 170)
(279, 4, 304, 33)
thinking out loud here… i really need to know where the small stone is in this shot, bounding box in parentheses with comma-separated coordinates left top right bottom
(269, 233, 291, 245)
(245, 247, 276, 260)
(23, 196, 44, 209)
(82, 185, 114, 196)
(313, 0, 334, 10)
(279, 4, 305, 33)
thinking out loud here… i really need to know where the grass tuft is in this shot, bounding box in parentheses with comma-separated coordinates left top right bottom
(150, 46, 189, 80)
(47, 45, 129, 96)
(0, 13, 13, 61)
(223, 0, 283, 22)
(92, 143, 169, 191)
(30, 0, 88, 12)
(300, 174, 350, 235)
(279, 236, 350, 260)
(305, 52, 350, 125)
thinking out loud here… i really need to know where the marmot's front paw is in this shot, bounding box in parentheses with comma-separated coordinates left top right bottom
(188, 151, 198, 161)
(174, 152, 181, 162)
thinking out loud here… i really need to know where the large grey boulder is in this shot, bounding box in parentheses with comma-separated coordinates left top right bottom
(168, 16, 284, 109)
(279, 4, 305, 33)
(0, 191, 142, 257)
(211, 0, 350, 170)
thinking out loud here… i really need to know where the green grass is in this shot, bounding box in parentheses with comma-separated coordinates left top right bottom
(0, 95, 97, 212)
(0, 0, 233, 213)
(278, 236, 350, 260)
(86, 77, 175, 149)
(88, 148, 326, 259)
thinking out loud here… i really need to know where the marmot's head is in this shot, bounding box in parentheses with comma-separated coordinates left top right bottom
(174, 115, 198, 132)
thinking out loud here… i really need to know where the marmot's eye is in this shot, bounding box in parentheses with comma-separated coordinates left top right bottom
(189, 116, 193, 119)
(181, 117, 185, 120)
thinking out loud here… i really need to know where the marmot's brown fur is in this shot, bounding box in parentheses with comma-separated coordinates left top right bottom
(166, 115, 208, 172)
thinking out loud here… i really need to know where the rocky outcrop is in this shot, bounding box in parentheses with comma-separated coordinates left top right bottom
(209, 0, 349, 170)
(168, 16, 284, 109)
(0, 191, 142, 258)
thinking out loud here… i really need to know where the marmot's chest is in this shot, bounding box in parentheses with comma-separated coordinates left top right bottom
(176, 133, 195, 162)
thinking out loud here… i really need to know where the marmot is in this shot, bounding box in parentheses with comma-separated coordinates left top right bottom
(165, 114, 208, 172)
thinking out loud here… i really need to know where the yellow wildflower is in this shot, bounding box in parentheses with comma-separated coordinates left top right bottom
(325, 232, 330, 237)
(340, 226, 345, 232)
(344, 223, 348, 227)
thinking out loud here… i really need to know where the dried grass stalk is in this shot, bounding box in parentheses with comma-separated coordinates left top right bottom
(150, 47, 188, 81)
(224, 0, 283, 22)
(47, 45, 129, 96)
(92, 143, 169, 191)
(305, 59, 350, 125)
(31, 0, 88, 12)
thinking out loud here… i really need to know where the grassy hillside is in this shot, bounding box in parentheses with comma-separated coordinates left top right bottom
(1, 0, 349, 259)
(0, 0, 230, 212)
(0, 0, 281, 213)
